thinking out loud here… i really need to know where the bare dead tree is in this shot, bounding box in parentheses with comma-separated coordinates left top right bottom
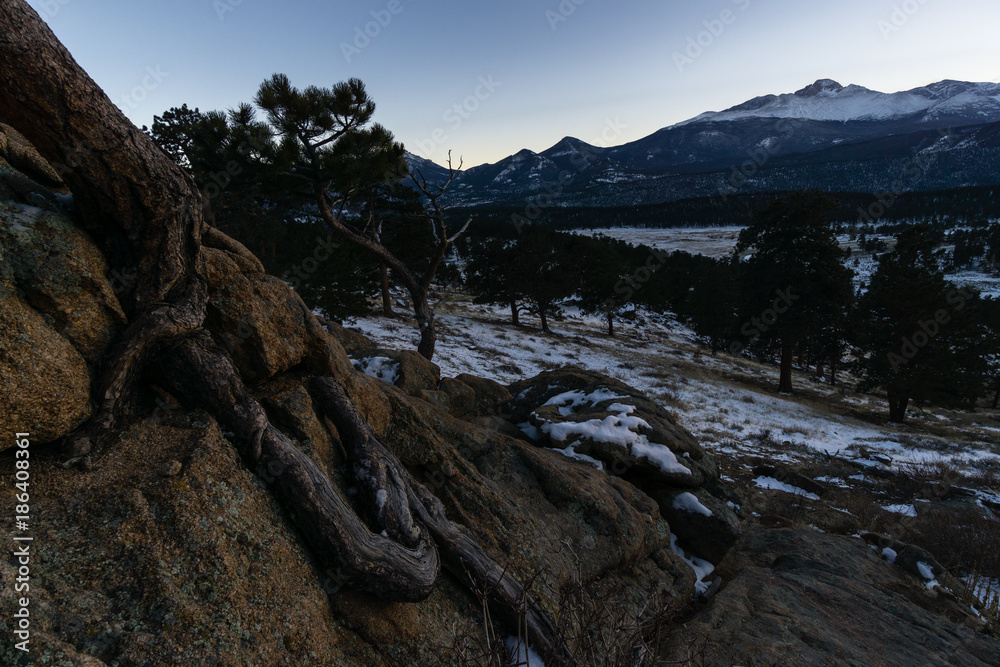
(310, 150, 471, 360)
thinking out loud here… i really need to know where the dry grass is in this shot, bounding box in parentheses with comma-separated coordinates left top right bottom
(451, 546, 719, 667)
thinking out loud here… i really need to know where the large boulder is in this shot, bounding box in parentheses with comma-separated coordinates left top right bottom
(320, 318, 375, 355)
(456, 373, 512, 416)
(656, 488, 741, 565)
(351, 348, 441, 398)
(0, 192, 131, 448)
(0, 291, 92, 446)
(0, 200, 126, 365)
(202, 246, 314, 384)
(507, 368, 716, 487)
(665, 529, 1000, 666)
(506, 368, 739, 565)
(0, 375, 701, 665)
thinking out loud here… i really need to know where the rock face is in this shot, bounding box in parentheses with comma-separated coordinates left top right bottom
(0, 122, 64, 192)
(202, 247, 314, 384)
(321, 318, 375, 355)
(665, 529, 1000, 666)
(0, 200, 126, 364)
(0, 193, 128, 447)
(506, 368, 741, 564)
(0, 369, 700, 665)
(0, 288, 92, 444)
(352, 347, 441, 398)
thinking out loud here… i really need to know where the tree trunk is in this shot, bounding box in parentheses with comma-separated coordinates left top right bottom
(779, 342, 795, 394)
(380, 262, 394, 317)
(887, 388, 909, 423)
(829, 357, 838, 387)
(539, 308, 549, 333)
(510, 300, 519, 326)
(413, 291, 436, 360)
(312, 189, 437, 360)
(607, 309, 615, 337)
(0, 1, 566, 658)
(992, 384, 999, 410)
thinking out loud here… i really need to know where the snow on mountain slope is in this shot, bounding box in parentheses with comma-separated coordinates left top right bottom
(675, 79, 1000, 126)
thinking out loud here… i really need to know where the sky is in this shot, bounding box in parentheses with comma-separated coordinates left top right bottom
(26, 0, 1000, 168)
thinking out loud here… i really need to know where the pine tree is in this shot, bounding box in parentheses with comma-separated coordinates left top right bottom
(251, 75, 471, 359)
(464, 235, 527, 325)
(734, 192, 854, 393)
(566, 234, 636, 337)
(854, 225, 989, 422)
(146, 104, 378, 319)
(516, 227, 575, 333)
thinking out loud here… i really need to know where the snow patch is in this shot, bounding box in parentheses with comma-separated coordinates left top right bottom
(670, 533, 715, 597)
(504, 636, 545, 666)
(542, 389, 628, 416)
(534, 398, 691, 476)
(672, 492, 714, 517)
(352, 356, 400, 384)
(548, 445, 604, 470)
(753, 476, 820, 500)
(917, 561, 940, 590)
(882, 504, 918, 517)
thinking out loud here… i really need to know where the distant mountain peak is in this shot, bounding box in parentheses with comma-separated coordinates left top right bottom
(794, 79, 845, 97)
(672, 78, 1000, 126)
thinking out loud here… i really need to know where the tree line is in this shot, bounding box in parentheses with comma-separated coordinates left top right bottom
(459, 193, 1000, 424)
(450, 184, 1000, 231)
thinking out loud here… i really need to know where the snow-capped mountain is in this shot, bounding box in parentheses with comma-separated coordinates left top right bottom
(676, 79, 1000, 126)
(408, 79, 1000, 207)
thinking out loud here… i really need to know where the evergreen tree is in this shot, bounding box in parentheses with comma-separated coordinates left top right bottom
(987, 224, 1000, 273)
(853, 225, 989, 422)
(734, 192, 854, 393)
(145, 104, 378, 319)
(464, 235, 528, 325)
(685, 256, 740, 354)
(516, 227, 575, 333)
(253, 75, 471, 360)
(566, 234, 636, 337)
(983, 297, 1000, 409)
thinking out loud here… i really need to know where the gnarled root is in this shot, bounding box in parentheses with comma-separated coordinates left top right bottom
(62, 276, 207, 467)
(159, 333, 440, 602)
(310, 376, 570, 661)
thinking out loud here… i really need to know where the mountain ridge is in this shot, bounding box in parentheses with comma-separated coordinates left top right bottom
(409, 79, 1000, 207)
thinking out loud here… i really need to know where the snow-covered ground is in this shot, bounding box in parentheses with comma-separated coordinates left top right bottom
(579, 226, 744, 259)
(347, 294, 1000, 477)
(579, 226, 1000, 297)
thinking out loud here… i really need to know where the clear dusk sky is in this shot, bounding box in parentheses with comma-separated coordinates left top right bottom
(26, 0, 1000, 168)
